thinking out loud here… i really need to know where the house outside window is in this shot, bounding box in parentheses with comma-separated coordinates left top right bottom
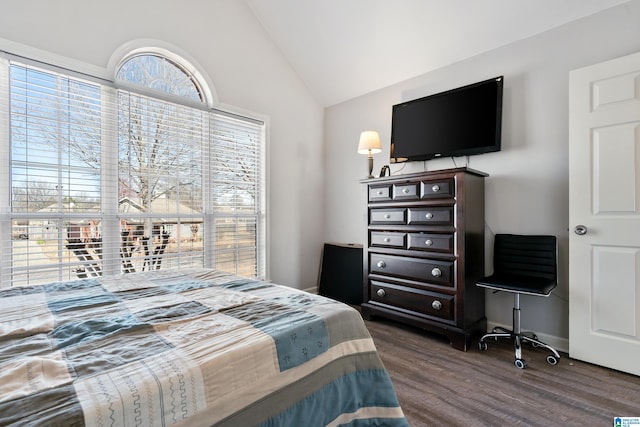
(0, 51, 266, 288)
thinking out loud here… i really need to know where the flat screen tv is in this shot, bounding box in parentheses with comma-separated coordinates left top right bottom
(391, 76, 503, 162)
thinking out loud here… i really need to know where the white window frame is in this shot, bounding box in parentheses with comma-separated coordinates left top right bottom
(0, 48, 268, 288)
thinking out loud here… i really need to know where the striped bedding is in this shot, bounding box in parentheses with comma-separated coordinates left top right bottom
(0, 268, 407, 426)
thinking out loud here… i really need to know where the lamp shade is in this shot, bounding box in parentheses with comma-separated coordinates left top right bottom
(357, 131, 382, 154)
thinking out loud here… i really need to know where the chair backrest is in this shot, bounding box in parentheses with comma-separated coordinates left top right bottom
(493, 234, 557, 280)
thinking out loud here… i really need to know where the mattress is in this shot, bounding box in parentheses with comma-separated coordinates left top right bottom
(0, 268, 407, 426)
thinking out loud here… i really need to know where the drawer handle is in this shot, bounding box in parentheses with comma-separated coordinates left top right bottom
(384, 214, 391, 219)
(377, 288, 386, 297)
(402, 188, 410, 194)
(425, 239, 433, 246)
(425, 212, 433, 219)
(431, 267, 442, 277)
(377, 190, 383, 196)
(377, 261, 386, 269)
(432, 184, 440, 192)
(383, 237, 391, 243)
(431, 300, 443, 311)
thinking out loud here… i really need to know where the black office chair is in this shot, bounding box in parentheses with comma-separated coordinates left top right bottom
(477, 234, 561, 369)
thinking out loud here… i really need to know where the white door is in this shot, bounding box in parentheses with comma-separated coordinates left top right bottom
(569, 51, 640, 376)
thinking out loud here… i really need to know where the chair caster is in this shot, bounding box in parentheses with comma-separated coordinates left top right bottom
(514, 358, 527, 369)
(529, 335, 540, 347)
(546, 354, 560, 366)
(478, 341, 488, 351)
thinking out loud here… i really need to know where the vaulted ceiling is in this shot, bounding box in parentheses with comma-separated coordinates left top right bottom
(246, 0, 629, 106)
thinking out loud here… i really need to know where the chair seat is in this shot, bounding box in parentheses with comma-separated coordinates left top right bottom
(477, 273, 557, 296)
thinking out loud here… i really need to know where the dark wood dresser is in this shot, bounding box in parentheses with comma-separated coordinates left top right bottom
(361, 167, 487, 350)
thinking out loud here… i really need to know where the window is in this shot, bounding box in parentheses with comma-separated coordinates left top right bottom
(5, 64, 104, 285)
(116, 54, 203, 101)
(0, 52, 265, 288)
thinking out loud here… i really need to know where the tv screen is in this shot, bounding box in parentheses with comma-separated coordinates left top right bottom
(391, 76, 503, 162)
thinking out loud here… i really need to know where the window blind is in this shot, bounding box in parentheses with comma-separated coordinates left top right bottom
(0, 60, 265, 288)
(6, 63, 106, 286)
(210, 113, 265, 277)
(117, 91, 206, 274)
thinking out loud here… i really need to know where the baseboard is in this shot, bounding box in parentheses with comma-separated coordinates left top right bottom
(486, 321, 569, 354)
(303, 286, 317, 294)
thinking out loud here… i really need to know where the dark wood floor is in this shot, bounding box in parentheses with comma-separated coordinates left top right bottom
(364, 318, 640, 427)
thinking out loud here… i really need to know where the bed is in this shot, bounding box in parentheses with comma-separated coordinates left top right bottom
(0, 268, 407, 426)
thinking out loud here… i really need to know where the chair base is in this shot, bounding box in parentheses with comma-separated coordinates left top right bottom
(478, 294, 561, 369)
(479, 328, 561, 369)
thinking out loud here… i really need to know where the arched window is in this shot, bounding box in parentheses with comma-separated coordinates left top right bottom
(116, 54, 203, 101)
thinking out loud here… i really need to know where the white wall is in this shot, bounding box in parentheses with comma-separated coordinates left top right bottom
(324, 1, 640, 348)
(0, 0, 325, 289)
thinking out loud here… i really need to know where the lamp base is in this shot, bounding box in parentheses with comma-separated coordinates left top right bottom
(367, 155, 374, 178)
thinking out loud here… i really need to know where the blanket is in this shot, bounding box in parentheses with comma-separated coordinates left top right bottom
(0, 268, 407, 427)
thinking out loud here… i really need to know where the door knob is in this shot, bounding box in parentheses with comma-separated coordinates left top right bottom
(574, 225, 588, 235)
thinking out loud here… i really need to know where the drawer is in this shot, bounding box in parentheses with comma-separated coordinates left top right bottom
(407, 233, 454, 253)
(369, 185, 391, 202)
(370, 208, 405, 225)
(369, 253, 454, 287)
(370, 280, 454, 321)
(407, 207, 453, 226)
(420, 179, 454, 199)
(393, 183, 419, 200)
(371, 231, 406, 248)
